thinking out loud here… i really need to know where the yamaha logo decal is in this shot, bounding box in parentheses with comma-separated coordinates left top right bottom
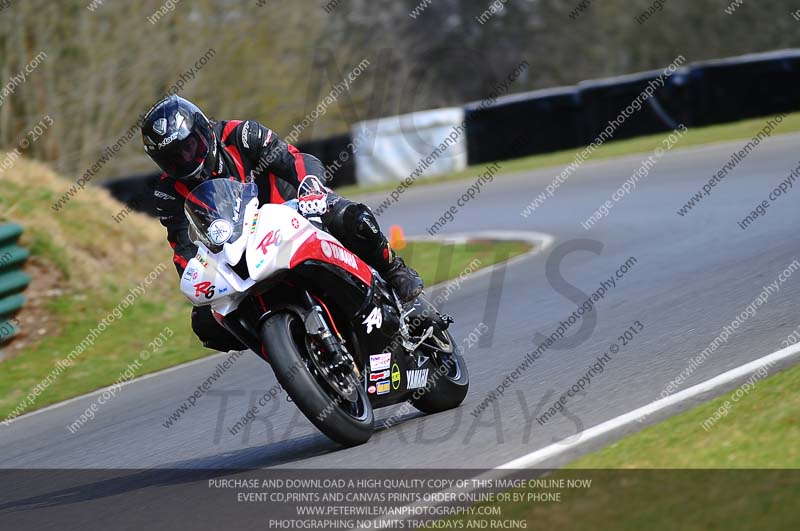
(320, 240, 358, 269)
(406, 369, 429, 390)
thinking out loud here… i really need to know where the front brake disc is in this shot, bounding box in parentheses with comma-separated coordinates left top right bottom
(305, 337, 358, 403)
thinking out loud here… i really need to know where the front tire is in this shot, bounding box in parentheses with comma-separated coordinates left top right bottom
(262, 311, 374, 446)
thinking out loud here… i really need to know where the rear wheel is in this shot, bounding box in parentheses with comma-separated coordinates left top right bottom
(410, 327, 469, 414)
(261, 311, 374, 446)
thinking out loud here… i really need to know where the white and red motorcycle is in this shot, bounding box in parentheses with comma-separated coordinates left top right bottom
(180, 179, 469, 446)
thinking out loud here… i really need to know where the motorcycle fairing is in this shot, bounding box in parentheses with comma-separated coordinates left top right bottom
(181, 202, 373, 316)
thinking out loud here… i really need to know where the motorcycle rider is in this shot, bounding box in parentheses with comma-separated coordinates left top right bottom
(141, 95, 423, 351)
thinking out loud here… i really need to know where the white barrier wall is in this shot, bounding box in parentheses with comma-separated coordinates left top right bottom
(351, 107, 468, 185)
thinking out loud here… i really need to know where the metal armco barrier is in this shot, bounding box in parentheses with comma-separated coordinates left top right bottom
(687, 50, 800, 127)
(0, 223, 31, 347)
(466, 49, 800, 165)
(466, 86, 584, 165)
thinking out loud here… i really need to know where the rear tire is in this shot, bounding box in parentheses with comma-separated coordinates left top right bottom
(410, 328, 469, 414)
(262, 311, 374, 447)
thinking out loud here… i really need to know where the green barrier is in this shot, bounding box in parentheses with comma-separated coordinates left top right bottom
(0, 223, 28, 347)
(0, 223, 22, 246)
(0, 293, 25, 318)
(0, 270, 31, 298)
(0, 244, 30, 271)
(0, 318, 19, 343)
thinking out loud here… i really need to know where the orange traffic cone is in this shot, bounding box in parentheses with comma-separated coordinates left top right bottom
(389, 225, 406, 250)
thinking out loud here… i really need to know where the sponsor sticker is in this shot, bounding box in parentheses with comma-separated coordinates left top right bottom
(249, 212, 259, 234)
(291, 218, 300, 229)
(369, 370, 390, 381)
(182, 267, 196, 281)
(391, 363, 401, 390)
(406, 369, 429, 390)
(369, 353, 391, 371)
(363, 307, 383, 334)
(376, 381, 390, 395)
(367, 385, 376, 394)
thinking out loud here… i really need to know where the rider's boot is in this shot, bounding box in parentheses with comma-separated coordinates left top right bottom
(375, 247, 424, 303)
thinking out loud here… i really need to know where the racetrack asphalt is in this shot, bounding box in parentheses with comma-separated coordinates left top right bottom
(2, 133, 799, 476)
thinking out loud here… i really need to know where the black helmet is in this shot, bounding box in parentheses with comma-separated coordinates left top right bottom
(142, 95, 217, 179)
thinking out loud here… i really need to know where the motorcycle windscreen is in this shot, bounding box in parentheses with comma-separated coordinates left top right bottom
(183, 179, 258, 253)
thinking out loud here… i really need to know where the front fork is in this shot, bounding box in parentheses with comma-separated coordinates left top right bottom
(302, 292, 357, 376)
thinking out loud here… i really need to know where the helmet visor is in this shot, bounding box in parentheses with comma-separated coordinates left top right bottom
(150, 129, 210, 178)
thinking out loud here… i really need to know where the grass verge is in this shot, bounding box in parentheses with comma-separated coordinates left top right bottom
(398, 240, 532, 286)
(334, 112, 800, 197)
(433, 358, 800, 529)
(0, 156, 531, 420)
(566, 360, 800, 468)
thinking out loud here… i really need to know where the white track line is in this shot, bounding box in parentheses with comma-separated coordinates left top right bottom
(497, 341, 800, 469)
(356, 342, 800, 531)
(3, 230, 554, 428)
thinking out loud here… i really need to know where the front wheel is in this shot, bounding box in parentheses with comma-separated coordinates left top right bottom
(410, 327, 469, 414)
(261, 311, 374, 446)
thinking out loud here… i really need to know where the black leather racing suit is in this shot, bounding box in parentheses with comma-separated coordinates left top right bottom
(154, 119, 395, 351)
